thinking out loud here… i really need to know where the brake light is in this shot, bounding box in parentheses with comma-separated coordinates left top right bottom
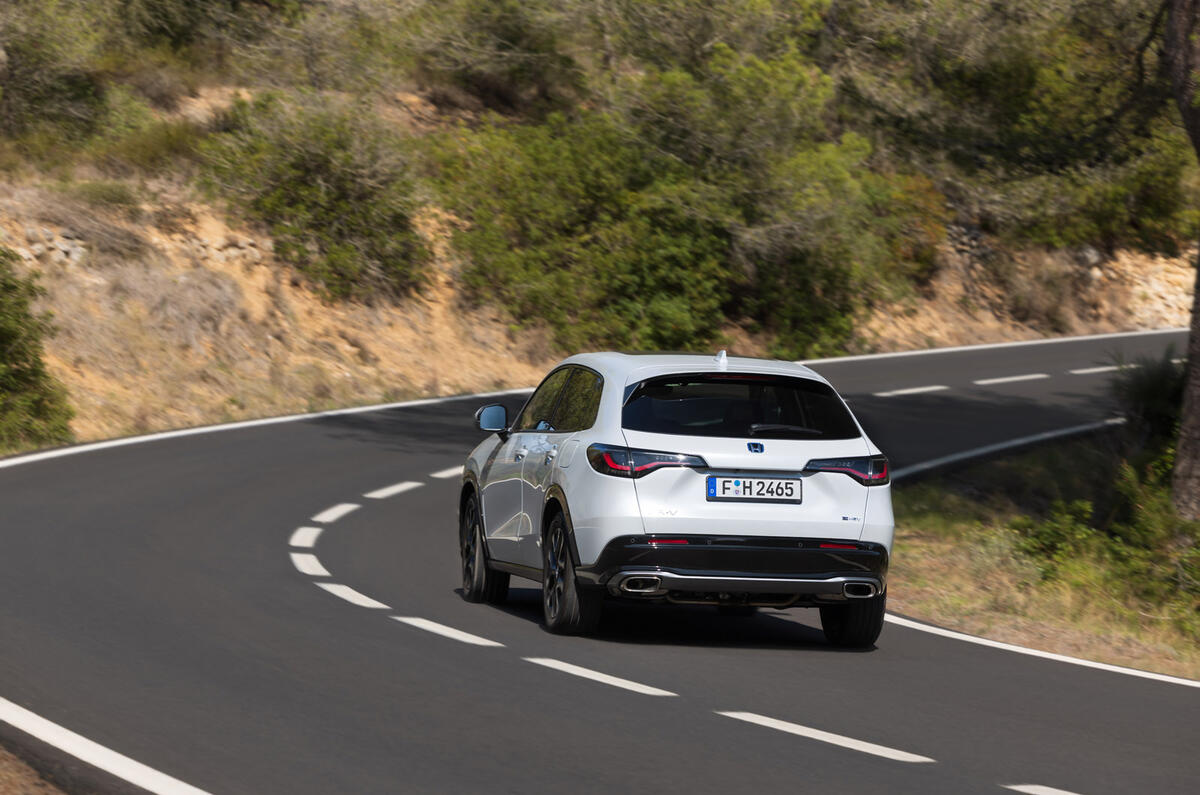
(648, 537, 689, 545)
(803, 454, 889, 485)
(586, 443, 707, 478)
(819, 542, 859, 550)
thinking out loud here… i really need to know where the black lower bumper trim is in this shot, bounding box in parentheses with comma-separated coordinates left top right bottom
(576, 534, 888, 604)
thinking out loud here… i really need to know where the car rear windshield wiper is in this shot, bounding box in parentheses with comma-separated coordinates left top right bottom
(748, 423, 823, 436)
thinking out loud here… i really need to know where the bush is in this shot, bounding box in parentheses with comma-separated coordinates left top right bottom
(1111, 346, 1186, 448)
(0, 1, 109, 141)
(435, 112, 735, 351)
(201, 95, 428, 299)
(413, 0, 580, 112)
(0, 247, 73, 451)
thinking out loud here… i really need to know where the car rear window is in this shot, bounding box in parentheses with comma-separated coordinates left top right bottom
(622, 373, 861, 440)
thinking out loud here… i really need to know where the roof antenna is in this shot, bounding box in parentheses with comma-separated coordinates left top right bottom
(715, 349, 728, 369)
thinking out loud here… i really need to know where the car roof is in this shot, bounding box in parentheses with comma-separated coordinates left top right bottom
(558, 351, 829, 386)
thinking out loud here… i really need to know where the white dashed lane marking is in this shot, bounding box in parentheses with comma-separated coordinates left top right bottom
(392, 617, 504, 647)
(364, 481, 424, 499)
(973, 373, 1050, 386)
(315, 583, 390, 609)
(1003, 785, 1085, 795)
(1068, 365, 1124, 375)
(429, 466, 464, 479)
(716, 711, 935, 763)
(523, 658, 677, 696)
(289, 552, 331, 577)
(872, 385, 949, 397)
(288, 526, 323, 548)
(311, 503, 360, 523)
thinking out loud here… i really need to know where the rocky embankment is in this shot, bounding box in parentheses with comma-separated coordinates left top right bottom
(0, 190, 1194, 445)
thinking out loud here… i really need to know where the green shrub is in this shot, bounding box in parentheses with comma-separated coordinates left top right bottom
(201, 95, 428, 299)
(1111, 346, 1186, 448)
(0, 247, 74, 451)
(64, 180, 142, 213)
(0, 1, 109, 141)
(1009, 499, 1098, 571)
(414, 0, 580, 112)
(435, 112, 735, 351)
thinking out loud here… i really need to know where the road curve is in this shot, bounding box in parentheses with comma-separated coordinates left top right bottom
(0, 329, 1196, 795)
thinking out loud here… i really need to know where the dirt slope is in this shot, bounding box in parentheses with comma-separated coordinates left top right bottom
(0, 184, 1193, 445)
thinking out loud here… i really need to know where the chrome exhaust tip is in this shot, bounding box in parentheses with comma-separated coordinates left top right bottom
(843, 581, 878, 599)
(620, 576, 662, 594)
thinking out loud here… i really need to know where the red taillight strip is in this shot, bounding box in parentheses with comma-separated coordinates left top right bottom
(601, 452, 632, 472)
(819, 543, 859, 550)
(648, 538, 689, 545)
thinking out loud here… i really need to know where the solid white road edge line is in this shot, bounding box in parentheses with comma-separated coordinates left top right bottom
(1003, 785, 1085, 795)
(288, 526, 323, 548)
(716, 711, 935, 763)
(889, 418, 1126, 482)
(522, 658, 677, 697)
(391, 617, 504, 647)
(800, 326, 1186, 366)
(311, 503, 359, 523)
(872, 385, 949, 397)
(973, 373, 1050, 385)
(884, 615, 1200, 689)
(0, 696, 211, 794)
(430, 465, 464, 479)
(0, 387, 535, 471)
(364, 481, 424, 499)
(314, 583, 390, 609)
(289, 553, 330, 578)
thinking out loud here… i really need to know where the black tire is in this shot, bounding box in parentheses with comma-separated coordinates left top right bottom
(819, 593, 886, 648)
(542, 512, 601, 635)
(717, 605, 758, 617)
(460, 493, 508, 604)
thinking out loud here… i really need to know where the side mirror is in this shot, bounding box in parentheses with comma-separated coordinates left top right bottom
(475, 403, 508, 435)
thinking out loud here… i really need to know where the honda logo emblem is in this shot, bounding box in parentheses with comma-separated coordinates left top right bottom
(747, 442, 764, 453)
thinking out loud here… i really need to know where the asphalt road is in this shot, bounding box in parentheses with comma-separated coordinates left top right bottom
(0, 329, 1196, 795)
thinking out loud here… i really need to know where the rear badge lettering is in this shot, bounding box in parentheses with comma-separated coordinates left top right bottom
(747, 442, 764, 453)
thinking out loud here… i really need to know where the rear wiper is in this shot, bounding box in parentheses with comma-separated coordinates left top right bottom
(748, 423, 822, 436)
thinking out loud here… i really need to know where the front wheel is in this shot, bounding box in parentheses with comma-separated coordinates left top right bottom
(460, 493, 508, 604)
(819, 593, 886, 648)
(542, 512, 601, 635)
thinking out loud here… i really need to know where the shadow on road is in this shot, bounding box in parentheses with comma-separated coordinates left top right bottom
(480, 586, 872, 652)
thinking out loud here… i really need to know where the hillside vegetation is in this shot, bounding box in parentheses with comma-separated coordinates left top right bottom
(894, 351, 1199, 676)
(0, 0, 1196, 449)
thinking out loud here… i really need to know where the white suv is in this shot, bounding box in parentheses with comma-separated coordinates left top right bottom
(458, 352, 893, 647)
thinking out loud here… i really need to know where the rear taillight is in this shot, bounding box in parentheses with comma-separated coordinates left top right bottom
(803, 454, 889, 486)
(586, 443, 707, 478)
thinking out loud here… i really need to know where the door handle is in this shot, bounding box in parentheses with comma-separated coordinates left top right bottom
(515, 447, 529, 461)
(545, 446, 558, 464)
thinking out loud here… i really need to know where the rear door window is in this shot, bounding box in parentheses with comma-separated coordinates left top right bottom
(622, 374, 860, 440)
(552, 368, 604, 432)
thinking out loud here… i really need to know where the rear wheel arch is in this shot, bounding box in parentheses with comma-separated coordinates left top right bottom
(543, 487, 581, 566)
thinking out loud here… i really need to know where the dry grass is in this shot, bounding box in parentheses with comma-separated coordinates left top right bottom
(2, 186, 556, 443)
(890, 459, 1200, 681)
(0, 746, 63, 794)
(856, 241, 1193, 354)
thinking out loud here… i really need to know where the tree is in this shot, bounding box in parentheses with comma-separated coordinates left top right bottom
(0, 248, 73, 450)
(1164, 0, 1200, 518)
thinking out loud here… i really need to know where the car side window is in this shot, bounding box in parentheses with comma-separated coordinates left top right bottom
(514, 368, 572, 431)
(552, 368, 603, 432)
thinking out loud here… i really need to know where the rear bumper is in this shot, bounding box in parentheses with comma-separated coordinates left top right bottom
(575, 535, 888, 606)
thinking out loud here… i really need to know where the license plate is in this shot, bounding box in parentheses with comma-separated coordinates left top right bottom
(706, 476, 801, 504)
